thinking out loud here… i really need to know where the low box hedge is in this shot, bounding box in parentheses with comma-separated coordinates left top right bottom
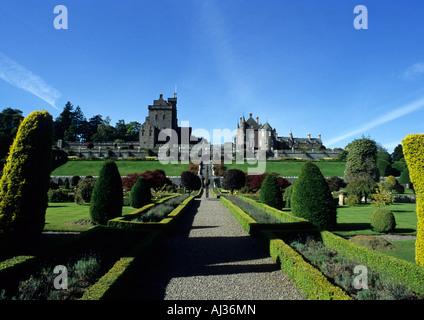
(262, 230, 352, 300)
(220, 196, 257, 234)
(320, 230, 424, 296)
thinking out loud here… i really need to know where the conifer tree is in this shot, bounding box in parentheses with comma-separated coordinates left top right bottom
(130, 176, 151, 208)
(260, 174, 283, 209)
(291, 161, 337, 229)
(90, 160, 123, 225)
(0, 110, 54, 248)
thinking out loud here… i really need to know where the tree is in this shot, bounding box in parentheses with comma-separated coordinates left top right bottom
(0, 110, 54, 249)
(180, 171, 201, 193)
(0, 108, 24, 160)
(89, 160, 123, 225)
(130, 176, 151, 208)
(291, 162, 337, 230)
(222, 169, 246, 193)
(344, 138, 379, 184)
(346, 178, 377, 204)
(398, 167, 411, 185)
(54, 101, 74, 141)
(392, 144, 404, 162)
(260, 174, 283, 209)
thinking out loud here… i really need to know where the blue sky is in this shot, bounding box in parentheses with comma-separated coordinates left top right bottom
(1, 0, 424, 152)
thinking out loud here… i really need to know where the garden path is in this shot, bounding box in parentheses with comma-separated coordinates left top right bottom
(124, 190, 306, 300)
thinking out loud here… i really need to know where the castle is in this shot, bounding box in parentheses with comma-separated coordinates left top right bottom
(235, 113, 324, 152)
(139, 93, 200, 148)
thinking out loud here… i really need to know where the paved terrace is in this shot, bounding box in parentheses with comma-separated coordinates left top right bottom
(123, 191, 306, 300)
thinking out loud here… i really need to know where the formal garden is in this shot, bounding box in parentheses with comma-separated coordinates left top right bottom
(0, 109, 423, 301)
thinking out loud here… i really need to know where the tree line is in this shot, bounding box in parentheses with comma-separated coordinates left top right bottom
(0, 102, 141, 161)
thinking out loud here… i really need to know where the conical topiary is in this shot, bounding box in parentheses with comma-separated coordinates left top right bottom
(260, 174, 283, 209)
(130, 176, 151, 208)
(291, 161, 337, 229)
(90, 160, 123, 225)
(0, 110, 54, 249)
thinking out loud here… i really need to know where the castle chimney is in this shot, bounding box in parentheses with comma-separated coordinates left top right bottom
(289, 131, 293, 139)
(318, 133, 321, 140)
(159, 93, 163, 99)
(256, 116, 259, 123)
(249, 112, 252, 118)
(308, 133, 311, 139)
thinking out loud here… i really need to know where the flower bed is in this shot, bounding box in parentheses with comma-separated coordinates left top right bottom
(289, 236, 422, 300)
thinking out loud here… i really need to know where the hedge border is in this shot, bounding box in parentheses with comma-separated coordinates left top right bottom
(80, 190, 202, 299)
(261, 230, 352, 300)
(320, 230, 424, 296)
(225, 195, 424, 300)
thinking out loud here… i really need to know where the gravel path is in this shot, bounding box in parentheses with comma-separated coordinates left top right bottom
(124, 191, 306, 300)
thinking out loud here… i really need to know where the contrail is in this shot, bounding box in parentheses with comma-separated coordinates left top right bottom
(326, 96, 424, 147)
(0, 52, 62, 110)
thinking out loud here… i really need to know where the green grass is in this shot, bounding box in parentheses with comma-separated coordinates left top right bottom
(224, 160, 346, 177)
(52, 159, 347, 177)
(45, 203, 135, 232)
(334, 203, 417, 237)
(382, 240, 416, 264)
(51, 160, 189, 177)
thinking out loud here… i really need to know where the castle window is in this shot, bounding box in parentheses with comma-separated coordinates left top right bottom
(163, 115, 165, 120)
(149, 130, 152, 136)
(141, 130, 145, 136)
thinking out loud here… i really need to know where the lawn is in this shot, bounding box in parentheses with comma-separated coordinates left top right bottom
(334, 202, 417, 264)
(51, 160, 189, 177)
(224, 160, 346, 177)
(52, 159, 347, 178)
(334, 203, 417, 237)
(44, 203, 136, 232)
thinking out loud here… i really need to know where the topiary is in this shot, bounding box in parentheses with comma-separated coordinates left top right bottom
(291, 161, 337, 230)
(74, 177, 96, 204)
(0, 110, 54, 249)
(402, 133, 424, 265)
(260, 174, 283, 209)
(283, 184, 294, 208)
(344, 138, 380, 184)
(89, 160, 123, 225)
(222, 169, 246, 193)
(370, 208, 396, 233)
(130, 176, 151, 208)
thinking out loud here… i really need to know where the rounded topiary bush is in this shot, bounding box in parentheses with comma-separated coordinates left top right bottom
(260, 174, 283, 209)
(130, 176, 151, 208)
(291, 161, 337, 230)
(222, 169, 246, 193)
(90, 160, 123, 225)
(371, 208, 396, 233)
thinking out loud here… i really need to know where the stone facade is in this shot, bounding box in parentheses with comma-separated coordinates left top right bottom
(139, 93, 200, 148)
(235, 113, 324, 152)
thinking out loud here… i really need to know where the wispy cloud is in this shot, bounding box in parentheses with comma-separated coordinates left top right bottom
(0, 52, 62, 110)
(326, 96, 424, 146)
(403, 62, 424, 80)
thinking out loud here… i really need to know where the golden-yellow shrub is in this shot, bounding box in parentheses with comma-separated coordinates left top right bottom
(402, 133, 424, 266)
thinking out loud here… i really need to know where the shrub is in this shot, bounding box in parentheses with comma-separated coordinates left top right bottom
(74, 177, 96, 205)
(386, 175, 397, 188)
(291, 161, 337, 230)
(63, 178, 70, 190)
(398, 167, 411, 185)
(345, 178, 377, 204)
(180, 171, 201, 192)
(222, 169, 246, 193)
(371, 185, 394, 208)
(0, 110, 53, 248)
(326, 176, 346, 192)
(377, 158, 391, 177)
(345, 194, 360, 206)
(370, 208, 396, 233)
(130, 176, 151, 208)
(260, 174, 283, 209)
(282, 184, 294, 208)
(90, 160, 123, 225)
(402, 133, 424, 266)
(71, 176, 81, 187)
(48, 189, 69, 203)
